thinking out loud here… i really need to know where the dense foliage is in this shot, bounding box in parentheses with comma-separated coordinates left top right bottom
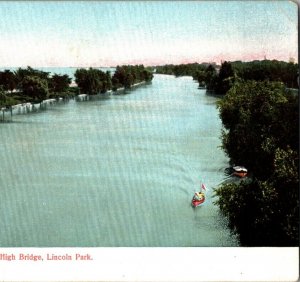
(204, 60, 299, 95)
(0, 67, 73, 107)
(21, 75, 49, 103)
(0, 86, 17, 108)
(214, 61, 235, 94)
(1, 65, 153, 109)
(232, 60, 299, 89)
(49, 74, 72, 93)
(154, 60, 298, 95)
(112, 65, 153, 90)
(155, 63, 211, 79)
(0, 70, 17, 92)
(74, 65, 153, 94)
(75, 68, 112, 94)
(215, 80, 299, 246)
(200, 64, 218, 90)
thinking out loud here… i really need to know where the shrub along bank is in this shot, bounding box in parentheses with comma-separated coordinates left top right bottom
(215, 80, 299, 246)
(74, 65, 153, 94)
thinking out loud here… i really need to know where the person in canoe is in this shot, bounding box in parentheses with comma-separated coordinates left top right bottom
(191, 183, 207, 207)
(193, 191, 205, 201)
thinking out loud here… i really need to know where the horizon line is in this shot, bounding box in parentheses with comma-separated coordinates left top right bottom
(0, 58, 298, 69)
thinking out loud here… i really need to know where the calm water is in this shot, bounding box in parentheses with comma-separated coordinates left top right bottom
(0, 74, 239, 247)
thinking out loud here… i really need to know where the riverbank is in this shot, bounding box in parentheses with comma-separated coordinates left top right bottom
(0, 98, 69, 122)
(76, 81, 147, 102)
(0, 80, 149, 122)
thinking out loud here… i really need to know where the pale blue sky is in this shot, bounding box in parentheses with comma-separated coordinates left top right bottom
(0, 1, 298, 67)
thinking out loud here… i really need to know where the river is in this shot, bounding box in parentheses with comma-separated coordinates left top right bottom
(0, 74, 239, 247)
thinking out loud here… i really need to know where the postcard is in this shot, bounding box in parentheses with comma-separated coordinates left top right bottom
(0, 1, 298, 281)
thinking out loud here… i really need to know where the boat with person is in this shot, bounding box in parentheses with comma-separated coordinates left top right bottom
(191, 184, 207, 208)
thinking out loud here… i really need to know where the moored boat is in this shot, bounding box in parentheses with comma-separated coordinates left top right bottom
(233, 166, 248, 178)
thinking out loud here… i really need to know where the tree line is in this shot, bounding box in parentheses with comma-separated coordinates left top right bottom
(211, 60, 298, 246)
(155, 62, 216, 80)
(197, 60, 298, 94)
(201, 60, 298, 246)
(74, 65, 153, 94)
(215, 80, 298, 246)
(156, 60, 298, 94)
(0, 67, 73, 108)
(0, 65, 153, 108)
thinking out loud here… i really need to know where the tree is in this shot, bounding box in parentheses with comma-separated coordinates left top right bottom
(0, 86, 18, 109)
(232, 60, 299, 88)
(142, 69, 154, 82)
(124, 73, 134, 89)
(112, 66, 126, 88)
(0, 70, 17, 92)
(111, 77, 120, 91)
(74, 69, 88, 94)
(105, 71, 112, 92)
(74, 68, 109, 94)
(112, 65, 153, 90)
(215, 61, 235, 94)
(204, 64, 218, 91)
(196, 71, 206, 87)
(215, 80, 299, 246)
(21, 76, 49, 103)
(86, 68, 102, 94)
(218, 80, 298, 178)
(14, 66, 50, 90)
(49, 74, 71, 93)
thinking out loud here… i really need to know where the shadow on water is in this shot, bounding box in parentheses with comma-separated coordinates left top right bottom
(111, 91, 126, 96)
(205, 89, 224, 99)
(113, 83, 150, 96)
(90, 93, 112, 100)
(0, 119, 45, 125)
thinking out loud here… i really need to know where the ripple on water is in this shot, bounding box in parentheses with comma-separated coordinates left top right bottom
(0, 75, 239, 247)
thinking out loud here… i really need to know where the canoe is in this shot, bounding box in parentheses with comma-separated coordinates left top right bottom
(191, 192, 206, 207)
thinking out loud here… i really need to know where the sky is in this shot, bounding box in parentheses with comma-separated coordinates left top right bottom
(0, 1, 298, 67)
